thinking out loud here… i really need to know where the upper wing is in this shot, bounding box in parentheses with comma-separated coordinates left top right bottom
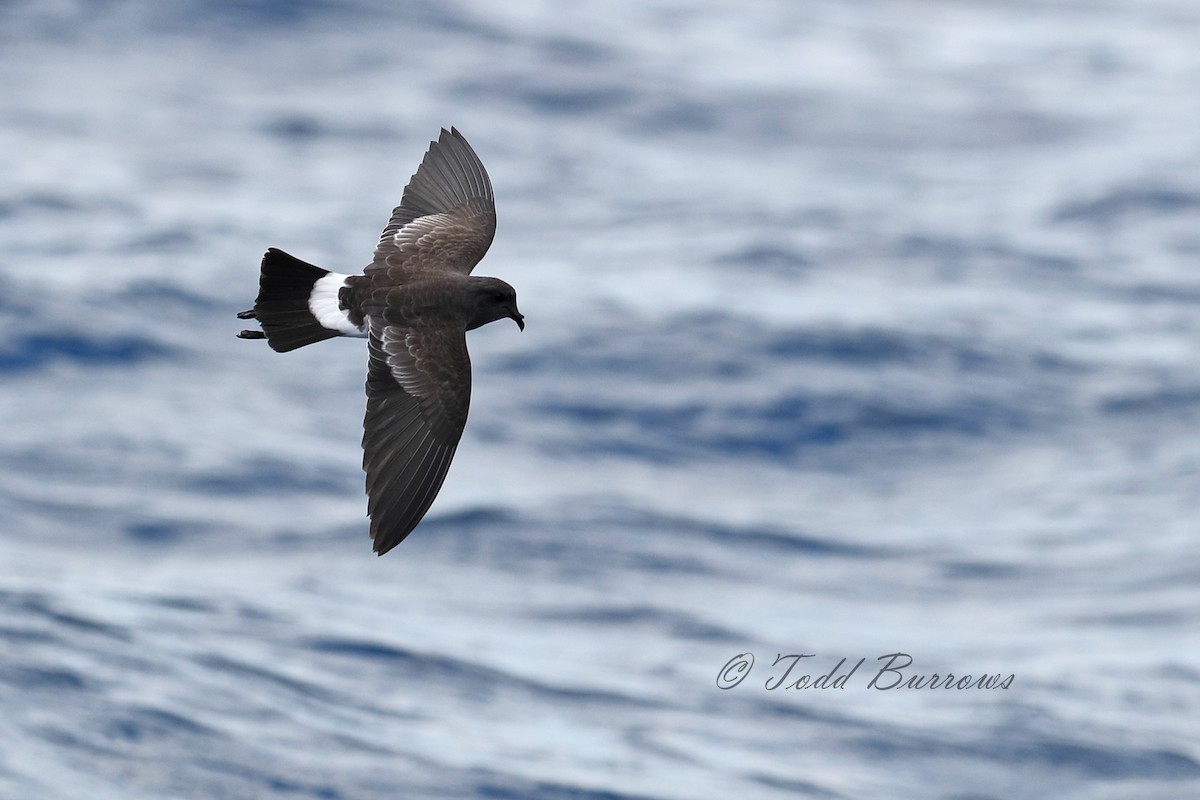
(362, 317, 472, 555)
(368, 127, 496, 276)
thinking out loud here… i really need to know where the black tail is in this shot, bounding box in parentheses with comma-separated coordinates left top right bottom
(237, 248, 340, 352)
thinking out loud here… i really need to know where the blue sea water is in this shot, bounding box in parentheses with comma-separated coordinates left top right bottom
(1, 0, 1198, 797)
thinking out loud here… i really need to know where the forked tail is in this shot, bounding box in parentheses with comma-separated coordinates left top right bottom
(237, 248, 346, 352)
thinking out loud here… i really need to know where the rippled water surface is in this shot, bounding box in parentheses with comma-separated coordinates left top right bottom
(1, 1, 1198, 798)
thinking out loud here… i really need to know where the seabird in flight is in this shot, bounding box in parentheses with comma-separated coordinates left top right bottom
(238, 128, 522, 555)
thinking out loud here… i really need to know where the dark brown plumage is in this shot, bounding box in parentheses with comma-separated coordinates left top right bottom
(238, 128, 523, 555)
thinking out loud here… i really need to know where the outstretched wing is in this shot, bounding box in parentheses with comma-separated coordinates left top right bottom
(362, 317, 472, 555)
(369, 127, 496, 276)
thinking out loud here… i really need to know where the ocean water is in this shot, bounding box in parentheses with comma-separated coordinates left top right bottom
(1, 0, 1198, 798)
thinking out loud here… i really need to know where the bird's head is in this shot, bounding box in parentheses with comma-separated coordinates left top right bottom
(467, 277, 524, 332)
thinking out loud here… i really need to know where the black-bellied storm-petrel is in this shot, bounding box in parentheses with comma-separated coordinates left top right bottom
(238, 128, 523, 556)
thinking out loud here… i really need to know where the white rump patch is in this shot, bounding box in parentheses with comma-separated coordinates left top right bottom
(309, 273, 367, 337)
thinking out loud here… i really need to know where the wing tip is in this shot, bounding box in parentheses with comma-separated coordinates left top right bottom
(369, 525, 409, 556)
(399, 126, 493, 215)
